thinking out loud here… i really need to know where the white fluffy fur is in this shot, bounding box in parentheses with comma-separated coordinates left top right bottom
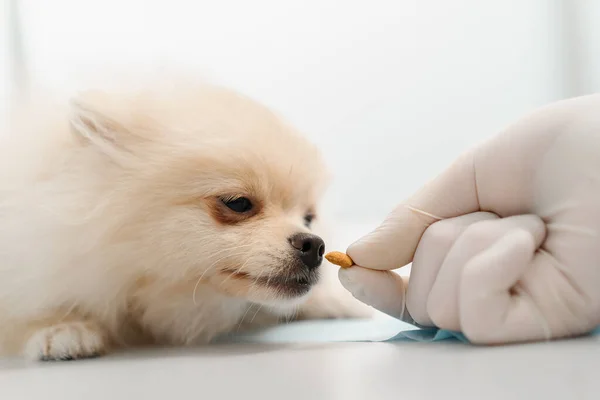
(0, 77, 369, 360)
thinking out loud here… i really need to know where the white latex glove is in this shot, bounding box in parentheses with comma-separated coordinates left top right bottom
(339, 94, 600, 344)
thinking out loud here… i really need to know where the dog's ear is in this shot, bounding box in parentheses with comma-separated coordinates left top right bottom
(69, 92, 133, 160)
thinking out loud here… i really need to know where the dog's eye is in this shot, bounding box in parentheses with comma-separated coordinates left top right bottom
(223, 197, 253, 213)
(304, 213, 315, 228)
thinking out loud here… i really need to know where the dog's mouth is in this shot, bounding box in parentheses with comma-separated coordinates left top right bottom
(219, 268, 318, 297)
(257, 273, 317, 296)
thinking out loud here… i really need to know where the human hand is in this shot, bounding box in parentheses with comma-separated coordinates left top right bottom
(338, 94, 600, 344)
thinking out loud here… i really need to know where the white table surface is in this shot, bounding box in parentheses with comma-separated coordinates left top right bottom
(1, 318, 599, 400)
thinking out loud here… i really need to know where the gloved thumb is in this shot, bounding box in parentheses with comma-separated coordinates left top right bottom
(347, 152, 480, 270)
(338, 265, 414, 322)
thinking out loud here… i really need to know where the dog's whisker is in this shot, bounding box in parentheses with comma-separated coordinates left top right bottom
(236, 303, 255, 332)
(264, 270, 275, 288)
(249, 305, 264, 324)
(192, 251, 253, 306)
(219, 256, 254, 287)
(285, 306, 299, 324)
(249, 268, 267, 288)
(206, 243, 254, 260)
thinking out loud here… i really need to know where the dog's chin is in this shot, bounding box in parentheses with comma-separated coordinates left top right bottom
(212, 261, 321, 306)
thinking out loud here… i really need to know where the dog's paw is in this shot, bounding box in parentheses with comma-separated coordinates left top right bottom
(296, 287, 373, 320)
(24, 321, 107, 361)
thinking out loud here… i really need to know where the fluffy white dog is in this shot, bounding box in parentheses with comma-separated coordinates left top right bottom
(0, 79, 368, 360)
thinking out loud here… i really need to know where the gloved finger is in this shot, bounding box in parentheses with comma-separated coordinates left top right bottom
(406, 212, 499, 326)
(338, 265, 411, 321)
(460, 229, 550, 344)
(426, 214, 546, 332)
(347, 152, 480, 271)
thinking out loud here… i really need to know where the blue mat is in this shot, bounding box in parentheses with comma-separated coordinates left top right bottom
(214, 316, 466, 344)
(388, 327, 467, 342)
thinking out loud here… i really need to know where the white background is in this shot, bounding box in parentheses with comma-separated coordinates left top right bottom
(3, 0, 600, 230)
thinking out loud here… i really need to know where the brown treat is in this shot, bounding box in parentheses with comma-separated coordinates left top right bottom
(324, 251, 354, 268)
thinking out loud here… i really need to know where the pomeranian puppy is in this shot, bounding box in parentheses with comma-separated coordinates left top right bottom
(0, 79, 368, 361)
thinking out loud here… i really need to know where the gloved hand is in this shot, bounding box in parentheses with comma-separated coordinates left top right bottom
(339, 94, 600, 344)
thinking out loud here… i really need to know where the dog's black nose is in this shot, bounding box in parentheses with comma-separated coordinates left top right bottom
(288, 233, 325, 270)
